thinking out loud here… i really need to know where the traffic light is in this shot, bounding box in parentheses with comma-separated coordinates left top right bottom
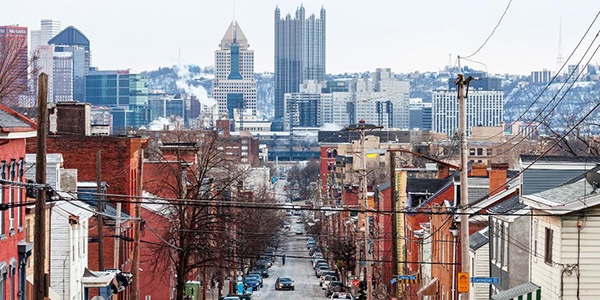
(357, 280, 367, 300)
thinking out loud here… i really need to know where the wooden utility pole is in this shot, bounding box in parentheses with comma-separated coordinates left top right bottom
(131, 148, 143, 300)
(389, 151, 399, 297)
(96, 150, 104, 270)
(34, 73, 49, 299)
(456, 73, 472, 300)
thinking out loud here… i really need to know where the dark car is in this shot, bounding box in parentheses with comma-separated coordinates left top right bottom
(275, 276, 295, 291)
(252, 264, 268, 278)
(244, 277, 261, 291)
(246, 273, 263, 287)
(325, 281, 346, 297)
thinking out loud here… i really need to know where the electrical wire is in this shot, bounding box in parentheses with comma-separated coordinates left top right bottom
(461, 0, 513, 59)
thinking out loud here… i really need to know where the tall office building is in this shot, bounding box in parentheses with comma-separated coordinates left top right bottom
(30, 19, 61, 51)
(0, 26, 28, 106)
(274, 5, 326, 130)
(432, 89, 503, 137)
(49, 26, 91, 101)
(86, 70, 149, 133)
(212, 20, 257, 121)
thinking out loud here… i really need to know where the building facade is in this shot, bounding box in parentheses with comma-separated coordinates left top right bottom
(49, 26, 91, 102)
(274, 5, 326, 130)
(432, 89, 504, 137)
(212, 21, 257, 118)
(30, 19, 61, 51)
(0, 26, 28, 107)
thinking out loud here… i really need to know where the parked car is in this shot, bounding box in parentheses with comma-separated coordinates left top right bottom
(244, 277, 261, 291)
(321, 274, 338, 289)
(252, 264, 268, 278)
(275, 276, 295, 291)
(325, 281, 346, 297)
(330, 292, 355, 299)
(315, 265, 331, 277)
(220, 295, 252, 300)
(222, 297, 241, 300)
(246, 273, 263, 287)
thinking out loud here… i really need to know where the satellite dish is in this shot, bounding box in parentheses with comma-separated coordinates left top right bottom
(585, 171, 600, 193)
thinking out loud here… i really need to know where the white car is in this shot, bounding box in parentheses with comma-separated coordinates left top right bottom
(321, 274, 338, 289)
(330, 292, 355, 299)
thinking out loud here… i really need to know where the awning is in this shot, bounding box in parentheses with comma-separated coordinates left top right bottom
(416, 278, 438, 296)
(81, 268, 117, 287)
(491, 282, 541, 300)
(26, 274, 62, 300)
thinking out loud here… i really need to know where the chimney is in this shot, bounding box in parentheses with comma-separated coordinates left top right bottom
(489, 163, 509, 196)
(470, 162, 488, 177)
(55, 102, 92, 136)
(437, 164, 450, 179)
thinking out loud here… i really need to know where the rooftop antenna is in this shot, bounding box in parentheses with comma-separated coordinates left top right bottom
(557, 18, 564, 74)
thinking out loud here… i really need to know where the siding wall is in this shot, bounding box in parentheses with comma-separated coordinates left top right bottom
(530, 213, 563, 299)
(560, 207, 600, 299)
(470, 243, 490, 300)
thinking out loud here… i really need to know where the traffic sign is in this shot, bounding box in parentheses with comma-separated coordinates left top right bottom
(457, 272, 469, 293)
(471, 277, 499, 284)
(397, 275, 417, 280)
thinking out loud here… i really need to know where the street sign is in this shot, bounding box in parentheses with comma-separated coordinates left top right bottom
(457, 272, 469, 293)
(390, 278, 397, 284)
(471, 277, 499, 284)
(397, 275, 417, 280)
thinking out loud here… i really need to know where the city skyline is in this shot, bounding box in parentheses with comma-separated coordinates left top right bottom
(2, 1, 599, 75)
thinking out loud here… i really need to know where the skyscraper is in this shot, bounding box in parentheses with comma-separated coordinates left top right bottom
(274, 5, 326, 130)
(49, 26, 91, 101)
(212, 20, 257, 121)
(30, 19, 61, 51)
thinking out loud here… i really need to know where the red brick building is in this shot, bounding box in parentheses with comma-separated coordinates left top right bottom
(0, 104, 36, 299)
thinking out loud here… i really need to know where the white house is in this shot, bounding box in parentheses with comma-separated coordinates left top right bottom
(50, 200, 94, 299)
(521, 168, 600, 299)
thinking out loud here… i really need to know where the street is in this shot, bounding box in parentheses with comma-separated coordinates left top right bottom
(250, 217, 326, 300)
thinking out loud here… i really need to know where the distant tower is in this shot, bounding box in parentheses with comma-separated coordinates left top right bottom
(273, 5, 326, 131)
(212, 20, 257, 120)
(557, 19, 564, 73)
(49, 26, 91, 102)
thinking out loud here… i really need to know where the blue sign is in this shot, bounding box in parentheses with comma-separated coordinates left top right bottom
(470, 277, 499, 284)
(390, 278, 397, 284)
(397, 275, 417, 280)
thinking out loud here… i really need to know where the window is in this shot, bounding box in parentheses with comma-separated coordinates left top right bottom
(503, 224, 509, 268)
(533, 220, 538, 260)
(544, 227, 553, 265)
(486, 148, 493, 156)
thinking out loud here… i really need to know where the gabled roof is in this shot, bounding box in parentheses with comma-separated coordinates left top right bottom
(488, 195, 525, 215)
(0, 104, 37, 138)
(406, 178, 451, 194)
(220, 20, 249, 50)
(522, 169, 600, 214)
(48, 26, 90, 50)
(521, 155, 600, 163)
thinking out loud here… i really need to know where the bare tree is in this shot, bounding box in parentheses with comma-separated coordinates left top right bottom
(144, 130, 249, 300)
(0, 31, 36, 107)
(327, 236, 357, 284)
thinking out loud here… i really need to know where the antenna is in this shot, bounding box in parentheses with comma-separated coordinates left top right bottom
(585, 171, 600, 194)
(557, 18, 564, 74)
(233, 0, 236, 21)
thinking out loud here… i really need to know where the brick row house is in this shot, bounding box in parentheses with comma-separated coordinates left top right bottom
(0, 104, 36, 300)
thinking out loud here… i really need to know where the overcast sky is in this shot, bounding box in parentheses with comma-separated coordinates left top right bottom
(3, 1, 599, 75)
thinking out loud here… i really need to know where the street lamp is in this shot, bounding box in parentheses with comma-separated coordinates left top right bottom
(449, 222, 459, 300)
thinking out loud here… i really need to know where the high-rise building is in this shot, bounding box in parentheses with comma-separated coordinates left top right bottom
(0, 25, 28, 106)
(409, 98, 432, 130)
(53, 52, 74, 102)
(49, 26, 91, 101)
(284, 80, 324, 130)
(30, 19, 61, 51)
(274, 5, 326, 130)
(85, 70, 149, 133)
(432, 89, 503, 137)
(531, 69, 552, 84)
(212, 20, 257, 120)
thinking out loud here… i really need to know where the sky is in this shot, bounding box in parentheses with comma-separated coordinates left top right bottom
(2, 0, 600, 75)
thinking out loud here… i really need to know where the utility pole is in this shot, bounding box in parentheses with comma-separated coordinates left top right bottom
(389, 151, 399, 297)
(456, 73, 472, 300)
(96, 150, 105, 271)
(346, 119, 382, 300)
(34, 73, 49, 300)
(131, 148, 143, 300)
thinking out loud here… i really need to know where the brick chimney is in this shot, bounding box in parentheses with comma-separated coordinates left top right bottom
(470, 162, 488, 177)
(489, 163, 509, 196)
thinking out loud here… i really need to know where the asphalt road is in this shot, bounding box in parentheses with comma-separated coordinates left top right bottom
(251, 218, 326, 300)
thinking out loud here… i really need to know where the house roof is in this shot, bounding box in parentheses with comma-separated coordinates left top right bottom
(406, 178, 451, 194)
(488, 195, 525, 214)
(491, 282, 540, 300)
(0, 104, 37, 137)
(522, 169, 600, 214)
(53, 200, 95, 220)
(521, 155, 600, 163)
(470, 227, 489, 251)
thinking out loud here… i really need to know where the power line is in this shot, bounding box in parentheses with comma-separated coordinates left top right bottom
(461, 0, 513, 59)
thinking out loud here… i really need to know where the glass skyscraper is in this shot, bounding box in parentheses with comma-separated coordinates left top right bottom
(49, 26, 91, 102)
(274, 5, 326, 130)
